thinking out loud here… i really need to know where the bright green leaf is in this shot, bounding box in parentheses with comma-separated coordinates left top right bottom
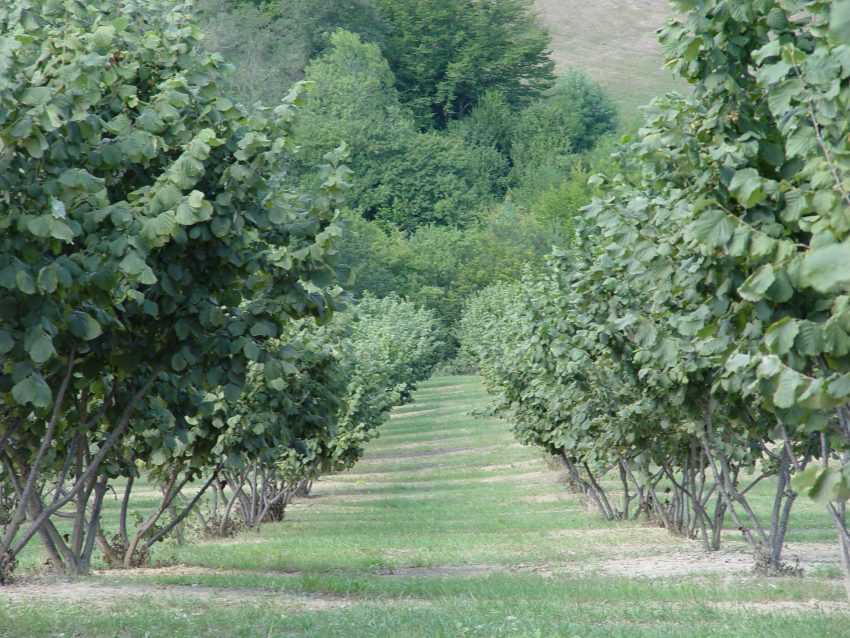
(11, 373, 52, 408)
(729, 168, 767, 208)
(738, 264, 776, 301)
(800, 244, 850, 292)
(830, 0, 850, 45)
(765, 317, 800, 355)
(774, 368, 803, 408)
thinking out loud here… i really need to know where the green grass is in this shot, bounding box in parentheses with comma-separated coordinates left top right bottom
(534, 0, 687, 119)
(2, 375, 848, 637)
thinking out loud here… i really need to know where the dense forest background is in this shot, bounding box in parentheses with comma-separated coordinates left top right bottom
(194, 0, 624, 357)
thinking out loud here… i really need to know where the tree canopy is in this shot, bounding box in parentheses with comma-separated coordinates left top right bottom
(375, 0, 555, 127)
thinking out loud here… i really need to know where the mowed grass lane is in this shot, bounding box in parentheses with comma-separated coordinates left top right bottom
(1, 376, 848, 637)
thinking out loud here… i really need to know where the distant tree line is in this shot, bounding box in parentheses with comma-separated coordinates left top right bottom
(194, 0, 619, 349)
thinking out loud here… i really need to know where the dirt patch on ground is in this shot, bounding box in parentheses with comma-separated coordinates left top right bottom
(375, 564, 509, 578)
(709, 599, 850, 615)
(478, 459, 544, 473)
(368, 446, 491, 462)
(98, 564, 304, 579)
(548, 527, 670, 540)
(601, 550, 753, 578)
(420, 384, 477, 393)
(390, 409, 437, 419)
(478, 470, 558, 485)
(295, 491, 434, 503)
(0, 580, 347, 611)
(518, 493, 567, 504)
(782, 543, 840, 565)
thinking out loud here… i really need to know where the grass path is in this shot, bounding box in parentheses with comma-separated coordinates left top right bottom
(2, 376, 850, 637)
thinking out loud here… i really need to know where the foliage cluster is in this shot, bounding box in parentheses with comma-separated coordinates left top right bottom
(203, 295, 440, 535)
(193, 0, 617, 353)
(461, 0, 850, 594)
(373, 0, 555, 128)
(337, 207, 550, 331)
(200, 0, 554, 129)
(0, 0, 438, 581)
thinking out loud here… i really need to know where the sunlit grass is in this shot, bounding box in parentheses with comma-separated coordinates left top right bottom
(2, 376, 848, 638)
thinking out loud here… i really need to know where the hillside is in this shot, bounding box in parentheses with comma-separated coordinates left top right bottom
(535, 0, 686, 117)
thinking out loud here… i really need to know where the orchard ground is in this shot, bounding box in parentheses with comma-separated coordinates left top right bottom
(2, 376, 849, 637)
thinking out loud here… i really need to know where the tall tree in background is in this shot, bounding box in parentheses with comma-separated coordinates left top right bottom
(292, 31, 505, 231)
(194, 0, 306, 106)
(376, 0, 555, 127)
(274, 0, 388, 62)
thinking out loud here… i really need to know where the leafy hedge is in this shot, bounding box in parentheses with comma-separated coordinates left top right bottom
(0, 0, 441, 581)
(461, 0, 850, 589)
(207, 294, 442, 534)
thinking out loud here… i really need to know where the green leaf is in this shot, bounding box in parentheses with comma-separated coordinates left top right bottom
(10, 116, 32, 138)
(824, 319, 850, 356)
(58, 168, 104, 193)
(830, 0, 850, 45)
(726, 352, 751, 372)
(43, 103, 64, 130)
(15, 270, 36, 294)
(104, 114, 132, 136)
(765, 317, 799, 355)
(738, 264, 776, 301)
(50, 220, 75, 242)
(92, 25, 115, 48)
(175, 202, 199, 225)
(729, 168, 766, 208)
(800, 244, 850, 291)
(211, 216, 231, 237)
(11, 373, 52, 408)
(188, 190, 204, 208)
(51, 198, 66, 219)
(23, 130, 46, 158)
(119, 251, 157, 285)
(37, 266, 58, 293)
(223, 383, 242, 402)
(774, 368, 803, 408)
(171, 352, 187, 371)
(243, 340, 261, 361)
(0, 330, 14, 354)
(69, 311, 102, 341)
(27, 215, 53, 237)
(805, 467, 850, 504)
(249, 320, 278, 338)
(111, 16, 130, 32)
(150, 449, 167, 466)
(827, 374, 850, 400)
(28, 333, 55, 363)
(795, 321, 824, 356)
(687, 209, 734, 248)
(791, 465, 822, 493)
(21, 86, 51, 107)
(119, 251, 147, 276)
(140, 212, 177, 242)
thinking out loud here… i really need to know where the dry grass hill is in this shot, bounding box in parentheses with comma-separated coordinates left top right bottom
(535, 0, 686, 118)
